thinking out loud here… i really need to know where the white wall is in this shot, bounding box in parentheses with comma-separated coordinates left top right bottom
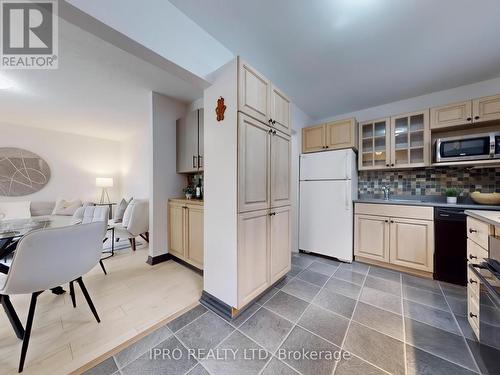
(317, 76, 500, 123)
(120, 130, 150, 199)
(290, 105, 313, 253)
(150, 92, 188, 258)
(0, 123, 122, 203)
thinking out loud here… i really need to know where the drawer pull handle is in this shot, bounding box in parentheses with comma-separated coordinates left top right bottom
(469, 254, 477, 260)
(469, 228, 478, 234)
(469, 278, 477, 284)
(469, 312, 478, 319)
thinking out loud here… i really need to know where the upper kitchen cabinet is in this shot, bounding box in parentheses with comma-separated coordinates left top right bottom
(430, 100, 472, 130)
(177, 109, 204, 173)
(270, 85, 291, 134)
(302, 124, 325, 153)
(390, 110, 429, 168)
(239, 60, 270, 125)
(238, 113, 271, 213)
(326, 118, 357, 150)
(302, 118, 357, 153)
(359, 111, 429, 170)
(430, 93, 500, 130)
(238, 59, 291, 135)
(238, 112, 291, 213)
(473, 93, 500, 123)
(358, 118, 390, 170)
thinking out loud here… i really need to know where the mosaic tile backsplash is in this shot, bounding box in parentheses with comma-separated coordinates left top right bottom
(358, 167, 500, 196)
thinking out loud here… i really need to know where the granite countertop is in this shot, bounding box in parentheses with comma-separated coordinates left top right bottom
(354, 195, 500, 211)
(464, 210, 500, 226)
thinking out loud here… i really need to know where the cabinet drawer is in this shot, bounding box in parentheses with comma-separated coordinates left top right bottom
(355, 203, 433, 221)
(467, 217, 492, 249)
(467, 268, 480, 296)
(467, 238, 489, 265)
(467, 288, 480, 340)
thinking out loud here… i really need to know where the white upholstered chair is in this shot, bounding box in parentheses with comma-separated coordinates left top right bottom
(112, 199, 149, 251)
(71, 206, 109, 275)
(0, 222, 104, 372)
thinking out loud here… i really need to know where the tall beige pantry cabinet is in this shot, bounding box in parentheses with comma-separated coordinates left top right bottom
(203, 57, 292, 316)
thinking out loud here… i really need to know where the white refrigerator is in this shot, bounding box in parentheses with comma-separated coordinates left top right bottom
(299, 149, 358, 262)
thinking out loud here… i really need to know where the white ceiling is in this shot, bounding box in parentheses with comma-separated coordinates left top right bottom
(170, 0, 500, 120)
(0, 18, 204, 141)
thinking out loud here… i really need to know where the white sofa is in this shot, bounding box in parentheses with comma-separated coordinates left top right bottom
(29, 201, 78, 227)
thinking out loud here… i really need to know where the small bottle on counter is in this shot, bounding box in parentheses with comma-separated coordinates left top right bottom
(195, 178, 202, 199)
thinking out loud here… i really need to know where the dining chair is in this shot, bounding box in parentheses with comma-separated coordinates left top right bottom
(71, 206, 109, 275)
(112, 199, 149, 251)
(0, 222, 104, 372)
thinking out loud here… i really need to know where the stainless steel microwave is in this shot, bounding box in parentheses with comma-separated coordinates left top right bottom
(435, 132, 500, 163)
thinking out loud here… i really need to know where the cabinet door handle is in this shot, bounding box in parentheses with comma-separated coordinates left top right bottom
(384, 220, 389, 223)
(469, 312, 477, 319)
(272, 120, 276, 125)
(469, 228, 477, 233)
(198, 155, 203, 168)
(268, 118, 273, 124)
(469, 278, 477, 284)
(466, 117, 472, 122)
(192, 155, 197, 168)
(390, 220, 394, 223)
(386, 164, 390, 167)
(391, 163, 395, 167)
(474, 116, 480, 120)
(469, 254, 477, 260)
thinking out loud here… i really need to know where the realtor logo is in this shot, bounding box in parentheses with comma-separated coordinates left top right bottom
(1, 0, 58, 69)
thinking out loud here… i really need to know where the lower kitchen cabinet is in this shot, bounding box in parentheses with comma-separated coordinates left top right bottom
(354, 203, 434, 274)
(354, 214, 390, 263)
(389, 218, 434, 272)
(237, 206, 291, 307)
(270, 206, 292, 284)
(168, 199, 204, 270)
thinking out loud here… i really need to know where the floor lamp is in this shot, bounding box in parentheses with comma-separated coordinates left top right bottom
(96, 177, 113, 204)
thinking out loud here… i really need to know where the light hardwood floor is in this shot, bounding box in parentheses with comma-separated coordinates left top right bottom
(0, 246, 203, 375)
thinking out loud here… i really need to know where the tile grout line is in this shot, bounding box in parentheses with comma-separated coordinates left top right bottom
(438, 281, 482, 374)
(400, 273, 408, 375)
(401, 281, 482, 373)
(263, 258, 343, 375)
(334, 264, 369, 375)
(286, 259, 395, 375)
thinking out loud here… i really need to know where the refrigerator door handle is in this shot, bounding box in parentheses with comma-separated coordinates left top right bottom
(344, 152, 349, 179)
(345, 180, 350, 210)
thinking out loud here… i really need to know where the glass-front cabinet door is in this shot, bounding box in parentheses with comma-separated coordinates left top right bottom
(390, 110, 429, 168)
(358, 118, 390, 170)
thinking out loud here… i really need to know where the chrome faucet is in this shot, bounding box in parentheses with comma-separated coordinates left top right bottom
(382, 186, 390, 200)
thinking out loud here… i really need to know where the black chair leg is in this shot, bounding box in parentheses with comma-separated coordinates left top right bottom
(69, 281, 76, 308)
(99, 259, 107, 275)
(19, 291, 42, 373)
(0, 294, 25, 339)
(76, 277, 100, 323)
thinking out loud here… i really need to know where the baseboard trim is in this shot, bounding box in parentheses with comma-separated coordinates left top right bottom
(199, 291, 234, 320)
(200, 275, 287, 321)
(146, 253, 172, 266)
(169, 255, 203, 276)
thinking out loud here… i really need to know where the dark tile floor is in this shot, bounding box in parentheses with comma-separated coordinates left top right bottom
(85, 252, 500, 375)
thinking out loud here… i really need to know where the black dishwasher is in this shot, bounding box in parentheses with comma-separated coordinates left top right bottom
(434, 207, 467, 285)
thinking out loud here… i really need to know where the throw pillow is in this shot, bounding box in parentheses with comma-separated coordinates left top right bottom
(52, 199, 82, 216)
(113, 198, 131, 222)
(0, 201, 31, 220)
